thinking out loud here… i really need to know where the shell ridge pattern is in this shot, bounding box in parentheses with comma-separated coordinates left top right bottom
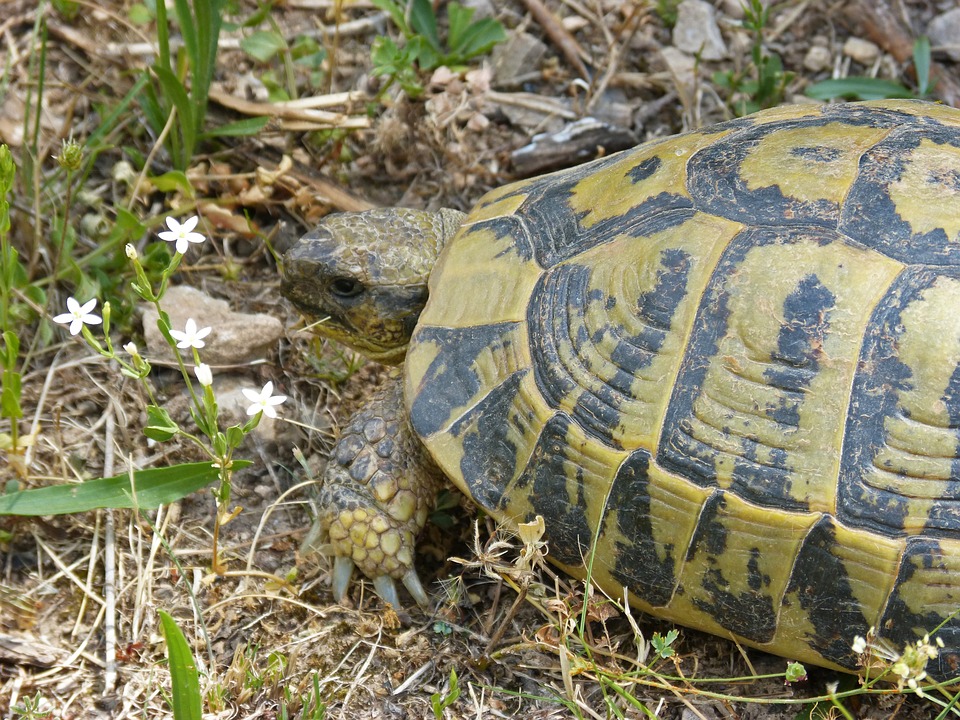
(657, 224, 904, 511)
(402, 100, 960, 676)
(838, 265, 960, 539)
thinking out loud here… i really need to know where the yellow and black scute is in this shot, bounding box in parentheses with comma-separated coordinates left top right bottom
(405, 99, 960, 678)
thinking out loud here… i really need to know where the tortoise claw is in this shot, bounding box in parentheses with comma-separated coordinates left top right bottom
(402, 568, 429, 608)
(332, 555, 356, 603)
(373, 575, 402, 608)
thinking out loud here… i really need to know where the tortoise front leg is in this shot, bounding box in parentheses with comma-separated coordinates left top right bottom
(306, 372, 443, 608)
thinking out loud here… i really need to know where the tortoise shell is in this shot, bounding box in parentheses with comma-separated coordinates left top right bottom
(403, 99, 960, 677)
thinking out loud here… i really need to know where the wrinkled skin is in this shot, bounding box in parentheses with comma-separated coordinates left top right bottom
(282, 207, 465, 606)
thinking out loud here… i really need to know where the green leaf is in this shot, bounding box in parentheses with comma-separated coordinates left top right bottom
(0, 461, 248, 515)
(1, 369, 22, 419)
(158, 610, 203, 720)
(145, 404, 180, 442)
(370, 0, 410, 35)
(805, 77, 914, 101)
(913, 35, 931, 96)
(128, 3, 153, 24)
(240, 30, 287, 63)
(203, 116, 270, 138)
(2, 330, 19, 368)
(410, 0, 440, 51)
(150, 170, 194, 196)
(225, 424, 245, 451)
(447, 13, 506, 62)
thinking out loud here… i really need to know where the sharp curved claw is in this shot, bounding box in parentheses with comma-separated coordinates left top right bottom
(373, 575, 402, 608)
(332, 555, 356, 603)
(402, 568, 430, 608)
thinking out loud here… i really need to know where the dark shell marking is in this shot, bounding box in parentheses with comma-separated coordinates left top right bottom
(405, 100, 960, 678)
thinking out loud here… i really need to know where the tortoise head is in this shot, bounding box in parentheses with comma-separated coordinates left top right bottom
(281, 208, 466, 364)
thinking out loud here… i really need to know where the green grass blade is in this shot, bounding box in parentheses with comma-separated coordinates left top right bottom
(805, 77, 913, 101)
(203, 116, 270, 137)
(913, 35, 931, 96)
(158, 610, 203, 720)
(0, 460, 249, 515)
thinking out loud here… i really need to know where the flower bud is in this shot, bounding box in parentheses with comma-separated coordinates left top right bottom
(56, 138, 84, 172)
(125, 243, 138, 259)
(194, 363, 213, 387)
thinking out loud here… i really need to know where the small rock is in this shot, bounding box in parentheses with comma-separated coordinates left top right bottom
(660, 46, 697, 106)
(141, 285, 283, 366)
(458, 0, 495, 20)
(672, 0, 727, 61)
(842, 37, 880, 66)
(803, 45, 833, 73)
(491, 31, 548, 87)
(928, 8, 960, 62)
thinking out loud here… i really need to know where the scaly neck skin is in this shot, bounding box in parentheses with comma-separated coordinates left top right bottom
(281, 208, 467, 362)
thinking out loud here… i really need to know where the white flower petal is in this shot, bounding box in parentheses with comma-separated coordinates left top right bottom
(241, 387, 262, 403)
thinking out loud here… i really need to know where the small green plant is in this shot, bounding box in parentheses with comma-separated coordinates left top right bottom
(713, 0, 793, 115)
(141, 0, 267, 170)
(654, 0, 681, 28)
(806, 36, 932, 101)
(430, 667, 461, 719)
(0, 216, 283, 574)
(0, 144, 49, 476)
(650, 629, 680, 659)
(371, 0, 506, 98)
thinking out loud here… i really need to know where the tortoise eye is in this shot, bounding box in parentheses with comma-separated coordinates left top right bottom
(330, 277, 364, 299)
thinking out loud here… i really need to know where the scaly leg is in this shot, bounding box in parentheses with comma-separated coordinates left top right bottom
(304, 372, 444, 607)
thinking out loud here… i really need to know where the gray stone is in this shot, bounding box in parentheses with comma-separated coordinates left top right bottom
(803, 45, 833, 73)
(929, 8, 960, 62)
(673, 0, 727, 61)
(141, 285, 283, 366)
(492, 31, 548, 87)
(842, 37, 880, 66)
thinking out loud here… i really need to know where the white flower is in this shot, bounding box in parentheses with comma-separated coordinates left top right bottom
(851, 636, 867, 654)
(169, 318, 211, 349)
(125, 243, 138, 259)
(123, 342, 138, 355)
(53, 297, 102, 335)
(194, 363, 213, 387)
(158, 215, 205, 254)
(242, 381, 287, 419)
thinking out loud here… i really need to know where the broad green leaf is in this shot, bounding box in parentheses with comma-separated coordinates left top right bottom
(240, 30, 287, 63)
(150, 170, 194, 196)
(158, 610, 203, 720)
(805, 77, 913, 101)
(448, 14, 506, 61)
(0, 461, 248, 515)
(128, 3, 152, 24)
(410, 0, 440, 50)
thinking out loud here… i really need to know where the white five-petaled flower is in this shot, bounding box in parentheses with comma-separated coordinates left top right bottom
(242, 381, 287, 419)
(53, 297, 102, 335)
(169, 318, 212, 349)
(195, 363, 213, 387)
(158, 215, 205, 254)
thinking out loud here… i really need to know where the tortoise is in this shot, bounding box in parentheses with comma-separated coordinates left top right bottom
(281, 99, 960, 679)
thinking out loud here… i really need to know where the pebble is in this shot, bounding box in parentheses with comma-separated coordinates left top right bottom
(141, 285, 283, 366)
(928, 8, 960, 62)
(803, 45, 833, 73)
(672, 0, 727, 61)
(842, 37, 880, 66)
